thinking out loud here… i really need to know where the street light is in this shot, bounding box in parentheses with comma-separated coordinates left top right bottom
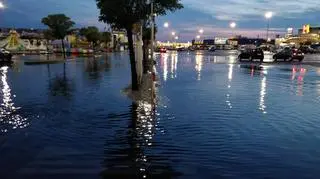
(175, 36, 179, 40)
(164, 22, 169, 28)
(230, 22, 236, 29)
(196, 35, 201, 39)
(230, 22, 236, 37)
(171, 32, 176, 36)
(265, 11, 273, 41)
(0, 1, 5, 9)
(199, 29, 204, 34)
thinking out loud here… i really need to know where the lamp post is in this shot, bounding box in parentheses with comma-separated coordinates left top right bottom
(149, 0, 155, 62)
(265, 11, 273, 42)
(230, 22, 236, 37)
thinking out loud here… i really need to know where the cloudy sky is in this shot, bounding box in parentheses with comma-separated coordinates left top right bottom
(1, 0, 320, 41)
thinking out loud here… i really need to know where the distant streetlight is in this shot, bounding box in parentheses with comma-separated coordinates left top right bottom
(196, 35, 201, 39)
(265, 11, 273, 42)
(199, 29, 204, 34)
(171, 31, 176, 36)
(230, 22, 236, 29)
(0, 2, 5, 9)
(164, 22, 169, 28)
(230, 22, 236, 37)
(175, 36, 179, 40)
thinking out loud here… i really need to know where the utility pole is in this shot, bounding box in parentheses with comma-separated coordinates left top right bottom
(150, 0, 154, 62)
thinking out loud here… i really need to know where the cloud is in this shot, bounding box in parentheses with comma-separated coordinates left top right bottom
(183, 0, 320, 21)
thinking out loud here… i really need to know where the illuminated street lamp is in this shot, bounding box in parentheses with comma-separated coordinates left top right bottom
(196, 35, 201, 39)
(171, 31, 176, 36)
(230, 22, 236, 29)
(164, 22, 169, 28)
(199, 29, 204, 34)
(175, 36, 179, 40)
(230, 22, 236, 36)
(265, 11, 273, 41)
(0, 1, 5, 9)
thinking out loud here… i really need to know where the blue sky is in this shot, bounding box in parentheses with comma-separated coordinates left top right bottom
(1, 0, 320, 41)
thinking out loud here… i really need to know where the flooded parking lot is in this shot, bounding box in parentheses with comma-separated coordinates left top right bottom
(1, 52, 320, 178)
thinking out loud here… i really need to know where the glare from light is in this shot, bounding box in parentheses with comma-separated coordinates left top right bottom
(0, 2, 5, 9)
(199, 29, 204, 34)
(164, 22, 169, 28)
(196, 35, 201, 39)
(265, 11, 273, 19)
(175, 36, 179, 40)
(230, 22, 236, 29)
(171, 31, 176, 36)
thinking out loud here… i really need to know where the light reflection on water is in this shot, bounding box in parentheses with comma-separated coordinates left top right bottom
(195, 52, 203, 81)
(0, 66, 28, 133)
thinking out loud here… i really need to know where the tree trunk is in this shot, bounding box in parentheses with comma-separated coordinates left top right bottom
(126, 28, 139, 91)
(61, 39, 66, 59)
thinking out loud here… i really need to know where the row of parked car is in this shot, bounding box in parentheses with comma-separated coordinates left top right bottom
(238, 47, 304, 62)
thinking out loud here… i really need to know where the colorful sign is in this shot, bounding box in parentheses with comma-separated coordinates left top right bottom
(303, 24, 310, 34)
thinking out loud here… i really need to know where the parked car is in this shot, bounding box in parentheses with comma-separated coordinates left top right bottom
(299, 46, 316, 54)
(0, 48, 12, 61)
(238, 48, 264, 62)
(273, 48, 304, 62)
(209, 46, 216, 52)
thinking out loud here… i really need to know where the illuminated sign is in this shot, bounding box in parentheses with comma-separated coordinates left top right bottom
(287, 27, 293, 34)
(215, 37, 228, 45)
(303, 24, 310, 34)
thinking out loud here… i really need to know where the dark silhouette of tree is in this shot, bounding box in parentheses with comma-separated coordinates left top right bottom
(41, 14, 75, 58)
(96, 0, 183, 90)
(80, 26, 101, 48)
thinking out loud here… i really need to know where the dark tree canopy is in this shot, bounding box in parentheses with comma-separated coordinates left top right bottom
(79, 26, 101, 45)
(41, 14, 75, 39)
(96, 0, 183, 29)
(101, 31, 112, 43)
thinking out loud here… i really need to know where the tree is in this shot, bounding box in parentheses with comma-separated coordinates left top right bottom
(41, 14, 75, 58)
(101, 31, 112, 47)
(80, 26, 101, 47)
(96, 0, 183, 90)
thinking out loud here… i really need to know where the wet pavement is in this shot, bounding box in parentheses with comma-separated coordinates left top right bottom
(1, 51, 320, 178)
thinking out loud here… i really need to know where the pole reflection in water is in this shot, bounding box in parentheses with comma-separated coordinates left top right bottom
(259, 76, 267, 114)
(195, 52, 203, 81)
(0, 66, 28, 133)
(291, 66, 306, 96)
(102, 78, 179, 179)
(170, 52, 178, 79)
(160, 53, 168, 81)
(226, 64, 234, 109)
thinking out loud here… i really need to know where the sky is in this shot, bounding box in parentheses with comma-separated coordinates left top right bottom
(1, 0, 320, 41)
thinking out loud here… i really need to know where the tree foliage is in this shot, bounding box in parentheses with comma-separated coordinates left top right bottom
(79, 26, 101, 45)
(101, 31, 112, 44)
(41, 14, 75, 39)
(96, 0, 183, 29)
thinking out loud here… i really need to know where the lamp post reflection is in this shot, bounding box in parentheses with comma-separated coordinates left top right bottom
(259, 76, 267, 114)
(160, 53, 168, 81)
(292, 66, 306, 96)
(226, 64, 234, 109)
(170, 52, 178, 79)
(195, 53, 203, 81)
(0, 66, 28, 133)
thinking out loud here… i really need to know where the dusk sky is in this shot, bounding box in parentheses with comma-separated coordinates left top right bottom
(1, 0, 320, 41)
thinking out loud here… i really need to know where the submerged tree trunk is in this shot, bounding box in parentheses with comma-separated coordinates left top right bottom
(126, 28, 139, 91)
(61, 39, 66, 59)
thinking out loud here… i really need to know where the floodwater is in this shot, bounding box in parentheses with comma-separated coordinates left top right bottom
(1, 51, 320, 178)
